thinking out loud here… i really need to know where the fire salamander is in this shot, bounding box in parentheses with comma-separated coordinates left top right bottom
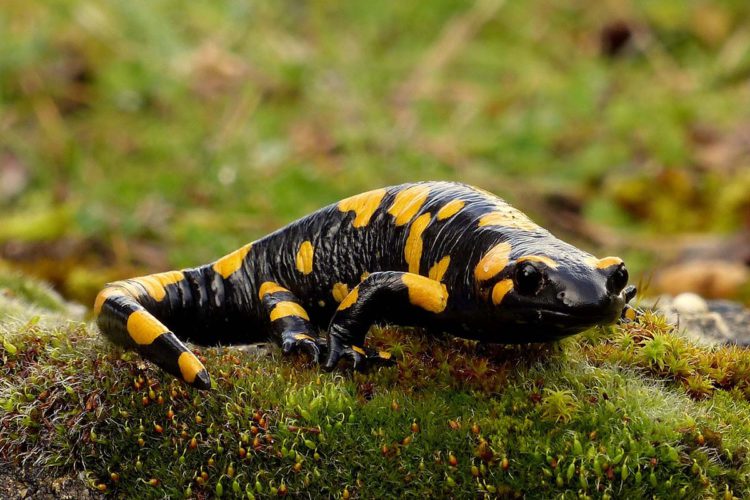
(95, 181, 637, 389)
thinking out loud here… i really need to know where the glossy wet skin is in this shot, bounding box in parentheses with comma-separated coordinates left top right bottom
(95, 181, 637, 388)
(481, 258, 635, 341)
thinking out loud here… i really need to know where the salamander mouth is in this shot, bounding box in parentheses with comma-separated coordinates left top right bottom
(526, 309, 616, 329)
(515, 300, 625, 333)
(540, 287, 633, 330)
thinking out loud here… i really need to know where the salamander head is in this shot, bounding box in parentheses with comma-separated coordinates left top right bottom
(489, 253, 636, 340)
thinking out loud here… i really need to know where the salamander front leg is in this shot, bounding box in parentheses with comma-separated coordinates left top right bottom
(323, 271, 448, 371)
(620, 285, 640, 322)
(258, 282, 324, 362)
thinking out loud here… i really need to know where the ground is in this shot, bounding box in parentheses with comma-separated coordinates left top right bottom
(2, 269, 750, 498)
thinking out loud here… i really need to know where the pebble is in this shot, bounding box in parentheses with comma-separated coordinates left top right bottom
(644, 294, 750, 346)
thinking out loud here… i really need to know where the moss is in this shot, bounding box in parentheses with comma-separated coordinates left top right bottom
(0, 272, 749, 498)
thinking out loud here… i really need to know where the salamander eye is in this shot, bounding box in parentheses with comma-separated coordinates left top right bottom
(607, 263, 629, 295)
(513, 262, 544, 296)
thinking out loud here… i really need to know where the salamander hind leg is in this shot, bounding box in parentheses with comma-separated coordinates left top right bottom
(323, 271, 448, 371)
(258, 281, 326, 362)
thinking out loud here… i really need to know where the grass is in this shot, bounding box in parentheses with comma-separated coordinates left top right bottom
(2, 270, 750, 498)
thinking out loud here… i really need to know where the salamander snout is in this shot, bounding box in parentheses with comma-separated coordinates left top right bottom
(540, 257, 633, 327)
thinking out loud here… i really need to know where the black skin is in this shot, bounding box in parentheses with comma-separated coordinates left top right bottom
(95, 181, 637, 389)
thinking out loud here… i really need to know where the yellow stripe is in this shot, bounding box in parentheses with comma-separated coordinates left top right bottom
(332, 282, 350, 303)
(338, 188, 387, 228)
(491, 279, 514, 305)
(387, 185, 431, 226)
(295, 241, 314, 275)
(352, 346, 366, 356)
(404, 213, 432, 274)
(378, 351, 392, 360)
(126, 310, 168, 345)
(119, 281, 143, 298)
(293, 333, 315, 341)
(178, 351, 205, 384)
(93, 287, 119, 315)
(270, 301, 310, 321)
(401, 274, 448, 313)
(474, 242, 512, 281)
(428, 256, 451, 282)
(258, 281, 288, 299)
(436, 200, 464, 221)
(212, 243, 253, 279)
(586, 256, 623, 269)
(516, 255, 558, 269)
(133, 270, 185, 302)
(338, 287, 359, 311)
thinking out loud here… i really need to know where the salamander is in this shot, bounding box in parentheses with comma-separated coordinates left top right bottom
(95, 181, 637, 389)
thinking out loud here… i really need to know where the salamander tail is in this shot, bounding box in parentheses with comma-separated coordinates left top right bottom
(94, 281, 212, 390)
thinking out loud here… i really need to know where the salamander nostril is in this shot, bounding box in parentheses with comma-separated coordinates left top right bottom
(606, 263, 629, 295)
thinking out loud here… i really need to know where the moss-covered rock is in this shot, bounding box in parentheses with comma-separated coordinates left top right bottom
(1, 270, 749, 498)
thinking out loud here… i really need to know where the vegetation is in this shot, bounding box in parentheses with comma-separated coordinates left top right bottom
(2, 1, 750, 497)
(2, 271, 750, 498)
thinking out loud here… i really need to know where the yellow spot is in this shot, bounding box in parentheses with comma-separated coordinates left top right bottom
(338, 188, 387, 228)
(491, 279, 514, 305)
(134, 271, 185, 301)
(259, 281, 287, 299)
(352, 346, 366, 356)
(295, 241, 314, 275)
(624, 307, 637, 321)
(338, 287, 359, 311)
(428, 256, 451, 282)
(178, 351, 205, 384)
(516, 255, 558, 269)
(474, 242, 512, 281)
(126, 310, 168, 345)
(378, 351, 392, 360)
(93, 287, 119, 315)
(270, 302, 310, 321)
(293, 333, 315, 341)
(478, 210, 539, 232)
(401, 274, 448, 313)
(387, 185, 431, 226)
(332, 282, 350, 303)
(436, 199, 465, 220)
(360, 271, 370, 281)
(213, 243, 253, 279)
(404, 212, 432, 274)
(586, 256, 623, 269)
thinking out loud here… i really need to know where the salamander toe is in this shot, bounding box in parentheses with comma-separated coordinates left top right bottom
(281, 333, 322, 363)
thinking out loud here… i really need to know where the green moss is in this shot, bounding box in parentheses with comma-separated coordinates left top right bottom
(1, 274, 750, 498)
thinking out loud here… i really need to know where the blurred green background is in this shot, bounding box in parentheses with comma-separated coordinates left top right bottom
(1, 0, 749, 305)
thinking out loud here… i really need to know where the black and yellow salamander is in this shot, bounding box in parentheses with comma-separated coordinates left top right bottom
(95, 181, 637, 389)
